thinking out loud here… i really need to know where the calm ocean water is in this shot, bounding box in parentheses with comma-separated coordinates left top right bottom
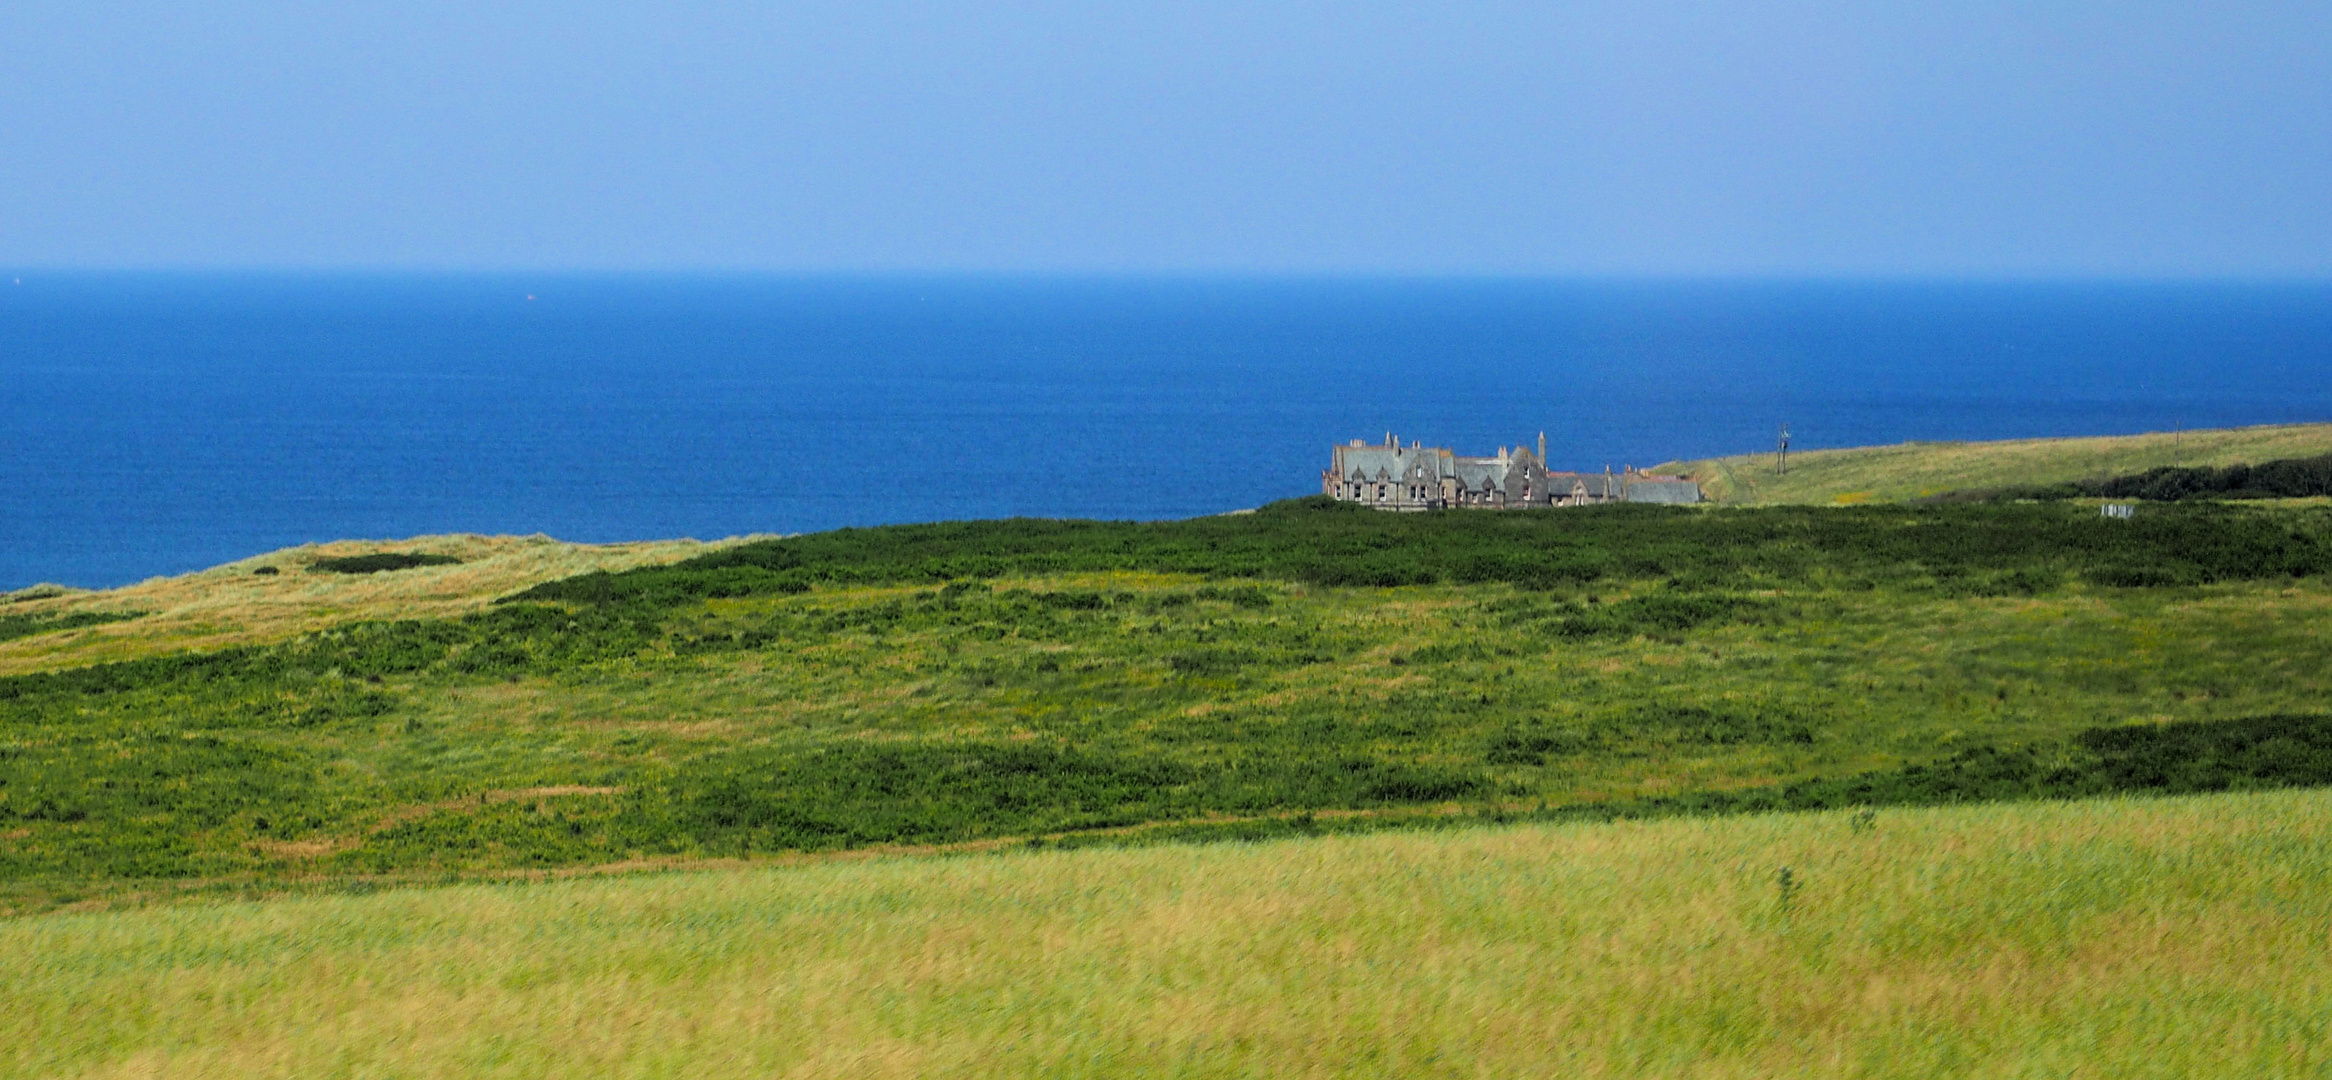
(5, 274, 2330, 590)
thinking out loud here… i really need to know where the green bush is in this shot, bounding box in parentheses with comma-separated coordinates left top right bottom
(1576, 713, 2332, 822)
(673, 742, 1199, 850)
(0, 610, 142, 644)
(1950, 452, 2332, 503)
(310, 553, 463, 575)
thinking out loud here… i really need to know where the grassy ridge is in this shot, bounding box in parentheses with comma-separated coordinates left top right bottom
(0, 533, 735, 676)
(5, 499, 2332, 911)
(1660, 421, 2332, 505)
(516, 496, 2332, 599)
(8, 789, 2327, 1079)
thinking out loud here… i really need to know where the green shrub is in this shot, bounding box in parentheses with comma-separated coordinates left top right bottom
(673, 742, 1199, 850)
(1946, 453, 2332, 503)
(1485, 726, 1589, 764)
(1574, 713, 2332, 822)
(0, 610, 143, 644)
(1622, 704, 1818, 746)
(310, 553, 463, 575)
(1168, 648, 1256, 676)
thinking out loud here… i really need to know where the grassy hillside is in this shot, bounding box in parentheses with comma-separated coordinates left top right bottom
(6, 499, 2332, 913)
(0, 533, 737, 676)
(1658, 421, 2332, 505)
(7, 789, 2328, 1079)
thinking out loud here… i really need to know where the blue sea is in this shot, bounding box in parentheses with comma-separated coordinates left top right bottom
(5, 274, 2330, 591)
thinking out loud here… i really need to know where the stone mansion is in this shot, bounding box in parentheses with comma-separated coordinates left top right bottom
(1323, 433, 1702, 510)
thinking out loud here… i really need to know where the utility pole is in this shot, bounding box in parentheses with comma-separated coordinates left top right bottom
(1776, 422, 1792, 475)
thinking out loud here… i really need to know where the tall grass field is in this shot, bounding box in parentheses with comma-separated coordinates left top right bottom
(6, 790, 2327, 1079)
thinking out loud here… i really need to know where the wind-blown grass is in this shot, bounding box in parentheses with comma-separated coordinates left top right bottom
(6, 789, 2327, 1079)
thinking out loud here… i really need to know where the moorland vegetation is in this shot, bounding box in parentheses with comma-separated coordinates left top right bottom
(10, 423, 2332, 1077)
(4, 497, 2332, 912)
(1932, 452, 2332, 504)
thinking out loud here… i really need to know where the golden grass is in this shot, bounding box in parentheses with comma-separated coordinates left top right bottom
(6, 788, 2328, 1079)
(1657, 421, 2332, 505)
(0, 533, 748, 676)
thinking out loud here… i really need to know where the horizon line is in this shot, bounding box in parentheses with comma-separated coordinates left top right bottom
(8, 266, 2332, 287)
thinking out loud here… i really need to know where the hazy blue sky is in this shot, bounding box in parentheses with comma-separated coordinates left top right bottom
(3, 1, 2326, 275)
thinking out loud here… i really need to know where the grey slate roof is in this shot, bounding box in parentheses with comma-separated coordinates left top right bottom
(1338, 445, 1463, 483)
(1451, 457, 1515, 491)
(1547, 472, 1621, 499)
(1339, 446, 1418, 482)
(1623, 478, 1703, 504)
